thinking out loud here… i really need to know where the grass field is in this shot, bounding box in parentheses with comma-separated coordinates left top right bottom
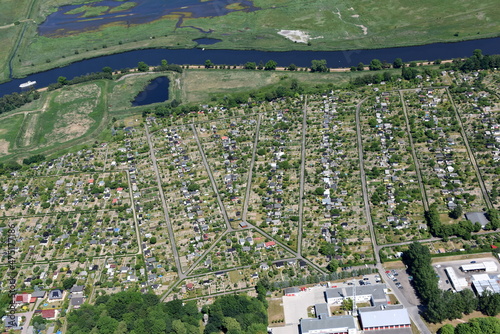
(0, 80, 108, 161)
(8, 0, 500, 78)
(0, 114, 25, 155)
(180, 68, 403, 103)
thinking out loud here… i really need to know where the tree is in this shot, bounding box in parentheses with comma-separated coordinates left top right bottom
(58, 76, 68, 85)
(287, 63, 297, 71)
(244, 62, 256, 70)
(369, 59, 383, 71)
(204, 60, 214, 68)
(137, 61, 149, 72)
(393, 58, 403, 68)
(341, 298, 353, 311)
(357, 62, 365, 71)
(264, 60, 277, 71)
(310, 59, 329, 73)
(449, 205, 463, 219)
(438, 324, 455, 334)
(102, 66, 113, 74)
(150, 236, 157, 244)
(326, 259, 339, 273)
(62, 277, 77, 290)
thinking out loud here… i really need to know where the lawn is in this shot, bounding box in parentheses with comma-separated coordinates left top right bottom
(181, 68, 400, 103)
(9, 0, 500, 78)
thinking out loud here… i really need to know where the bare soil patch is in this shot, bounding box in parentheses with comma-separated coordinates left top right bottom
(0, 139, 9, 154)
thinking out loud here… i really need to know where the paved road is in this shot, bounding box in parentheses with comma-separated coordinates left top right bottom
(144, 124, 184, 279)
(446, 87, 492, 209)
(399, 90, 429, 211)
(242, 114, 262, 223)
(297, 96, 308, 256)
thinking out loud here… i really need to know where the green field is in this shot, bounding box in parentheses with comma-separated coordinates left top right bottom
(0, 80, 109, 161)
(8, 0, 500, 78)
(0, 0, 35, 82)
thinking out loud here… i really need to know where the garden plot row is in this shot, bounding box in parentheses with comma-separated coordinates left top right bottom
(197, 116, 258, 223)
(248, 108, 303, 249)
(449, 74, 500, 206)
(403, 88, 486, 212)
(302, 92, 373, 268)
(153, 126, 226, 271)
(361, 92, 427, 244)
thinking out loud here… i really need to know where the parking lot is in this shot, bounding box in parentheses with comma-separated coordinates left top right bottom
(382, 268, 420, 306)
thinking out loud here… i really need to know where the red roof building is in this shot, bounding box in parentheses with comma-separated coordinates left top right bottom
(13, 293, 31, 304)
(265, 241, 276, 248)
(41, 309, 56, 319)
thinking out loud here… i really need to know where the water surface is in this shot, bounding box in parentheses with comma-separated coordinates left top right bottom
(131, 76, 170, 106)
(38, 0, 260, 36)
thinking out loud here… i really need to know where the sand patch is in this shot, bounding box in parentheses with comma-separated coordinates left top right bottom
(0, 139, 9, 155)
(277, 30, 323, 43)
(351, 14, 359, 18)
(277, 30, 310, 43)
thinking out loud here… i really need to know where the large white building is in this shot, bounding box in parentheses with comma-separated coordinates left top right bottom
(300, 315, 357, 334)
(325, 284, 388, 306)
(444, 267, 468, 291)
(460, 261, 498, 273)
(359, 305, 411, 332)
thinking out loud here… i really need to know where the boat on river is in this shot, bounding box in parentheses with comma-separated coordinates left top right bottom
(19, 80, 36, 88)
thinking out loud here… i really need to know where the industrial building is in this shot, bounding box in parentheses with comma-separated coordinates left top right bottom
(444, 267, 468, 291)
(460, 261, 498, 273)
(325, 284, 388, 306)
(358, 305, 411, 332)
(471, 273, 500, 296)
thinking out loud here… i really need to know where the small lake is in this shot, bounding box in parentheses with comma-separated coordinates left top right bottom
(38, 0, 260, 36)
(132, 76, 170, 106)
(194, 38, 222, 45)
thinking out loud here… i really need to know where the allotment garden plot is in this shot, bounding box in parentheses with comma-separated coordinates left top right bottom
(196, 116, 258, 225)
(402, 88, 487, 215)
(248, 107, 303, 250)
(302, 92, 373, 267)
(448, 74, 500, 207)
(152, 125, 226, 272)
(361, 92, 427, 244)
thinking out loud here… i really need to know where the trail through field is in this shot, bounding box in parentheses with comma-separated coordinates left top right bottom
(333, 8, 368, 35)
(19, 112, 40, 148)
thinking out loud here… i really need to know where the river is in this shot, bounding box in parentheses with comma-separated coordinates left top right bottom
(2, 36, 500, 97)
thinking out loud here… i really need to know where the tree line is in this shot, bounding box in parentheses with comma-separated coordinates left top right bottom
(403, 242, 500, 323)
(425, 204, 500, 239)
(0, 88, 40, 116)
(65, 290, 268, 334)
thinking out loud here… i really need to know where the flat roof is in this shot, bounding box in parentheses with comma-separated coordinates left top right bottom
(314, 303, 330, 318)
(444, 267, 468, 290)
(461, 261, 498, 272)
(472, 279, 500, 295)
(325, 284, 387, 305)
(300, 315, 356, 334)
(359, 308, 410, 328)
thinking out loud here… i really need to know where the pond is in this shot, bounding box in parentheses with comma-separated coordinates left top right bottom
(193, 38, 223, 45)
(131, 76, 170, 106)
(38, 0, 261, 36)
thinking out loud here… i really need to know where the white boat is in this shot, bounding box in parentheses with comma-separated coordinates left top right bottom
(19, 80, 36, 88)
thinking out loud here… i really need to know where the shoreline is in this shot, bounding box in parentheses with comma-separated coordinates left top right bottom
(5, 33, 500, 85)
